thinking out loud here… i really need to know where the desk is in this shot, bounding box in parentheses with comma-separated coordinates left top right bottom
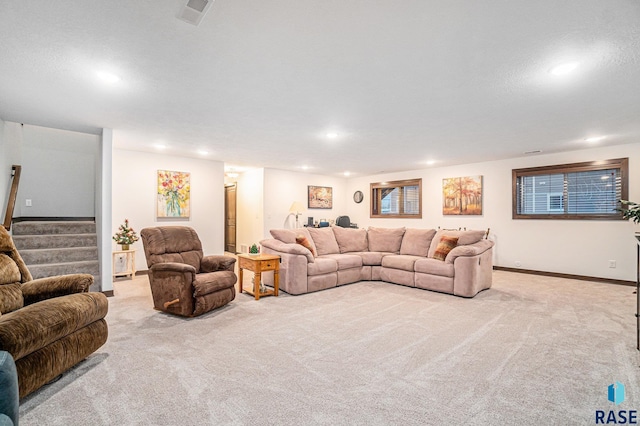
(237, 254, 280, 300)
(112, 250, 136, 280)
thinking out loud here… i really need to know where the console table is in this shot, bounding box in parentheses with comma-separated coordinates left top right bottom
(237, 254, 280, 300)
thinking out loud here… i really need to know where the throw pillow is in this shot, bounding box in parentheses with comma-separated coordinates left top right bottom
(296, 235, 316, 257)
(432, 236, 458, 261)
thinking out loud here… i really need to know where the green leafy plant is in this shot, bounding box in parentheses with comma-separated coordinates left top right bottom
(249, 244, 260, 254)
(113, 219, 139, 245)
(619, 200, 640, 224)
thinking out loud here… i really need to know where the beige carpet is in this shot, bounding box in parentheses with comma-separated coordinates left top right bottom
(18, 271, 640, 425)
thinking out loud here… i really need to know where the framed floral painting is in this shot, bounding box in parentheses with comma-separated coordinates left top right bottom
(157, 170, 190, 218)
(442, 175, 483, 215)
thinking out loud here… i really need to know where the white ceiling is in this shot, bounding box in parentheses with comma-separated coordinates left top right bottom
(1, 1, 639, 176)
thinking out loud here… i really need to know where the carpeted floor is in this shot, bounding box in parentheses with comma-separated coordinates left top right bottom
(18, 270, 640, 425)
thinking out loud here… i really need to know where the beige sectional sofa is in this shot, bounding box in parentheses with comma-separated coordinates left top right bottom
(260, 226, 494, 297)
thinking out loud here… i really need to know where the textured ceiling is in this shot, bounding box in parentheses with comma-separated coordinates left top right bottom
(0, 1, 639, 176)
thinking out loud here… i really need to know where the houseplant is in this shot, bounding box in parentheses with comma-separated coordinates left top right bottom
(113, 219, 139, 250)
(619, 200, 640, 225)
(249, 244, 260, 256)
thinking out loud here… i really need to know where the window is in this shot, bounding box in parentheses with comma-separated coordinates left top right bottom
(512, 158, 628, 220)
(371, 178, 422, 218)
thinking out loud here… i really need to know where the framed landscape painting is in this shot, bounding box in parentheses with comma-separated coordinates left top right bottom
(157, 170, 191, 218)
(442, 175, 483, 215)
(308, 186, 333, 209)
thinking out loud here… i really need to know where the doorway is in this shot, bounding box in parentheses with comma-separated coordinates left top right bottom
(224, 184, 237, 253)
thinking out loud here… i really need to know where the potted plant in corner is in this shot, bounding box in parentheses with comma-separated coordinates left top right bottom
(620, 200, 640, 240)
(113, 219, 139, 250)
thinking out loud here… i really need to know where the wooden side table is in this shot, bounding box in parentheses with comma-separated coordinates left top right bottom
(237, 254, 280, 300)
(113, 249, 136, 280)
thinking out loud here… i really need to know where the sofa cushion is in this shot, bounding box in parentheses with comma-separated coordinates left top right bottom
(427, 229, 486, 258)
(321, 254, 363, 269)
(270, 228, 317, 256)
(307, 257, 338, 276)
(307, 227, 340, 256)
(270, 229, 296, 244)
(381, 255, 423, 271)
(0, 254, 20, 286)
(432, 236, 459, 261)
(352, 252, 393, 266)
(332, 227, 368, 253)
(415, 258, 455, 277)
(367, 227, 405, 253)
(399, 228, 437, 257)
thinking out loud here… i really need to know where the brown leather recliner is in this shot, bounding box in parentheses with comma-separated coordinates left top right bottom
(140, 226, 237, 317)
(0, 226, 108, 398)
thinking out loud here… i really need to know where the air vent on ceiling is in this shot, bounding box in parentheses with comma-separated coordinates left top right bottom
(177, 0, 214, 26)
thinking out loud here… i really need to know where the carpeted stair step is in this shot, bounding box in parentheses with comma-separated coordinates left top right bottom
(19, 247, 99, 265)
(29, 260, 100, 279)
(13, 233, 97, 250)
(12, 221, 96, 235)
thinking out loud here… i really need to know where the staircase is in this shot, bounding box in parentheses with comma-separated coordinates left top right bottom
(12, 220, 101, 292)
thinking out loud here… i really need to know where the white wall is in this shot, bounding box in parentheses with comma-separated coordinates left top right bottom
(16, 124, 99, 217)
(263, 168, 348, 235)
(235, 168, 264, 252)
(346, 143, 640, 281)
(0, 118, 6, 219)
(111, 149, 225, 269)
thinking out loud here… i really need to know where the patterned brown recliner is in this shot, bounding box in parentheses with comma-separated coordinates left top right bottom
(140, 226, 237, 317)
(0, 226, 108, 398)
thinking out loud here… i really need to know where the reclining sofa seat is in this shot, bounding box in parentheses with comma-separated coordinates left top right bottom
(140, 226, 237, 317)
(260, 226, 494, 297)
(0, 226, 108, 399)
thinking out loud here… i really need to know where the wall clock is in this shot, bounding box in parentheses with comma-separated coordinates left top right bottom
(353, 190, 364, 203)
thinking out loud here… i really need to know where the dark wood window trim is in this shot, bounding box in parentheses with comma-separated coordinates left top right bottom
(370, 178, 422, 219)
(512, 158, 628, 220)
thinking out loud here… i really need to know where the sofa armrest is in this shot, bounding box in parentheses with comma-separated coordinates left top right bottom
(260, 239, 314, 263)
(445, 239, 494, 264)
(21, 274, 93, 306)
(150, 262, 197, 274)
(201, 255, 236, 273)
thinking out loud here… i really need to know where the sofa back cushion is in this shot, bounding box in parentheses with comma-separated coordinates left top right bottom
(367, 227, 406, 253)
(307, 227, 340, 256)
(427, 229, 487, 258)
(399, 228, 437, 257)
(332, 227, 368, 253)
(270, 229, 296, 244)
(0, 283, 23, 315)
(140, 226, 203, 270)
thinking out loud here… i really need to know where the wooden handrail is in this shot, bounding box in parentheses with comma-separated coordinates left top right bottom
(2, 165, 21, 231)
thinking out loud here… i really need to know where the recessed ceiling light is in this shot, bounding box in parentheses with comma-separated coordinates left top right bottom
(198, 150, 209, 155)
(96, 71, 121, 84)
(584, 136, 606, 143)
(326, 132, 339, 139)
(426, 160, 436, 166)
(344, 171, 351, 177)
(226, 172, 239, 178)
(154, 144, 167, 150)
(300, 165, 309, 170)
(549, 62, 579, 76)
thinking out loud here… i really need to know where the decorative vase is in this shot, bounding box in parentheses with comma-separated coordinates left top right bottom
(121, 244, 130, 251)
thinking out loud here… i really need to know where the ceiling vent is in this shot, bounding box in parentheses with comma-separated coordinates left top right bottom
(177, 0, 214, 26)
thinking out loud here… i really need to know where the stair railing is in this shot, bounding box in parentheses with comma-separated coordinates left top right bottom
(3, 165, 21, 231)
